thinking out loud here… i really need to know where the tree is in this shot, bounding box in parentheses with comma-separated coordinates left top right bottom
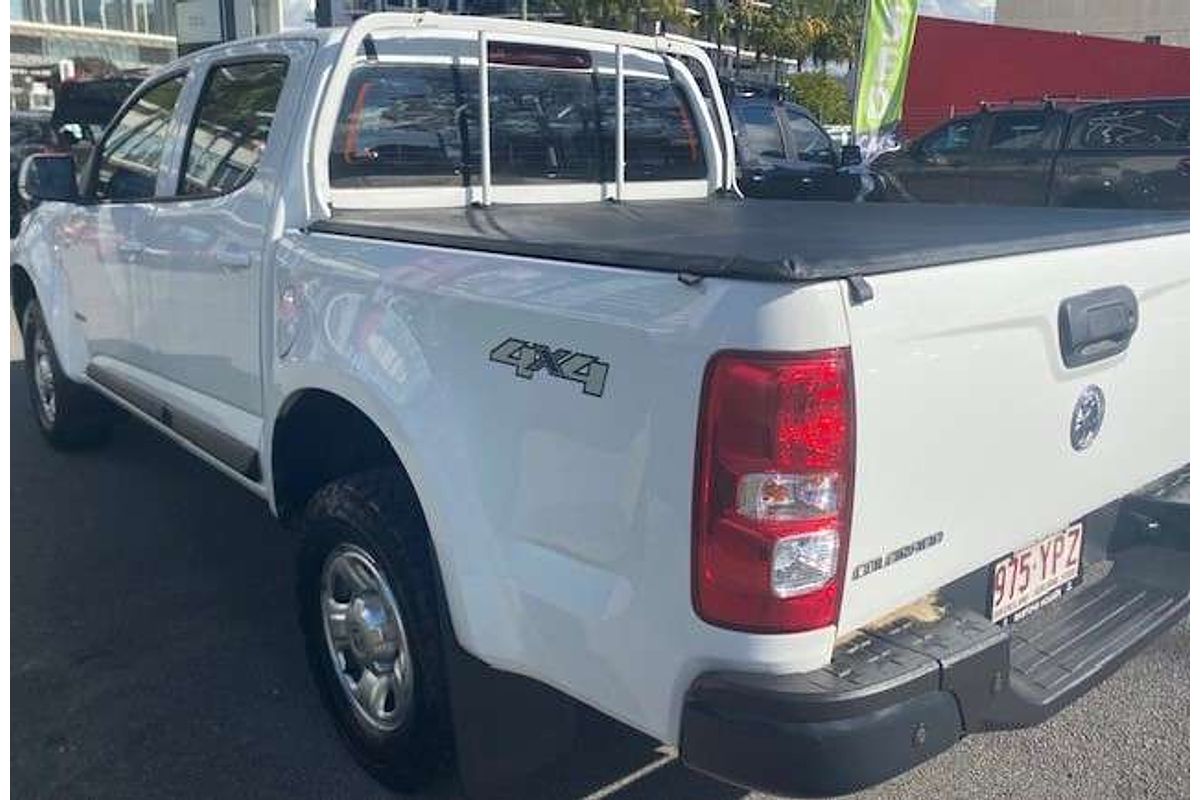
(785, 70, 850, 123)
(809, 0, 864, 71)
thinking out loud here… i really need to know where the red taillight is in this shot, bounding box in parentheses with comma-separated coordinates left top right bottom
(693, 349, 855, 633)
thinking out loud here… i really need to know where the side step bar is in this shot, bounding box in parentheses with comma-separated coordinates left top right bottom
(86, 363, 262, 481)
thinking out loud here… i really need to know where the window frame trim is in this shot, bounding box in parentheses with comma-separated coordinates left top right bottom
(171, 54, 293, 201)
(83, 68, 190, 205)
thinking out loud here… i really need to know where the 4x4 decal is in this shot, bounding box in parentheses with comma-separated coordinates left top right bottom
(489, 337, 609, 397)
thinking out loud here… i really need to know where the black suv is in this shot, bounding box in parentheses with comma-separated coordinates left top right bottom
(729, 93, 862, 201)
(869, 98, 1189, 209)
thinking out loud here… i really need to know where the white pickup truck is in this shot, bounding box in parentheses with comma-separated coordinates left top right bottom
(12, 14, 1190, 797)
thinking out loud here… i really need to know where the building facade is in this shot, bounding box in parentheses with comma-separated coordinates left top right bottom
(995, 0, 1188, 48)
(9, 0, 311, 109)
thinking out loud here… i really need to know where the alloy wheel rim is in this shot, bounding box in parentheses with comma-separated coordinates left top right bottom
(320, 544, 414, 732)
(32, 326, 56, 426)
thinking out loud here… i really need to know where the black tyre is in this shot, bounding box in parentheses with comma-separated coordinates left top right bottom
(21, 300, 115, 449)
(297, 468, 455, 791)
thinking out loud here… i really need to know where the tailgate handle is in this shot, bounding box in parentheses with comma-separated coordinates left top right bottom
(1058, 285, 1138, 368)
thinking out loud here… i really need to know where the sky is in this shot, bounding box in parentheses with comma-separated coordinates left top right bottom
(917, 0, 996, 23)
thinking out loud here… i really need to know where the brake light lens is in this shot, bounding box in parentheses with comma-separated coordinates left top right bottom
(693, 349, 855, 633)
(487, 41, 593, 70)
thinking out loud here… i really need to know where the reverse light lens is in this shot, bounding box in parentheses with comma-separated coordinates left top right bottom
(772, 531, 838, 598)
(736, 472, 839, 521)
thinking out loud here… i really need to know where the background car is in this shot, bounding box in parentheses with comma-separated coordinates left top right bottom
(868, 97, 1189, 209)
(10, 74, 143, 237)
(727, 89, 863, 201)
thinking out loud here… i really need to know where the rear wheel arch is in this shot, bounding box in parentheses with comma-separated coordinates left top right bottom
(270, 388, 427, 526)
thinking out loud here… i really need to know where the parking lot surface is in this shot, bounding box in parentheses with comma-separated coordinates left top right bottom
(9, 340, 1190, 800)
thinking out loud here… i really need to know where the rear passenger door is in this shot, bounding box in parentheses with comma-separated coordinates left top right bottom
(971, 110, 1063, 206)
(58, 73, 187, 367)
(136, 42, 312, 431)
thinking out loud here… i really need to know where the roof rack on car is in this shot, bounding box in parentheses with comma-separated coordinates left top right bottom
(720, 77, 784, 101)
(977, 95, 1112, 112)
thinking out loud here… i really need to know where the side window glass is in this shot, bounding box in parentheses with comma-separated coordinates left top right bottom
(923, 118, 977, 155)
(1072, 103, 1189, 150)
(987, 112, 1049, 150)
(597, 76, 707, 181)
(736, 105, 786, 160)
(785, 109, 835, 164)
(93, 75, 185, 202)
(179, 60, 289, 196)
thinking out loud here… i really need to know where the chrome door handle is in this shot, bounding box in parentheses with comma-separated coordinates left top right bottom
(215, 250, 253, 271)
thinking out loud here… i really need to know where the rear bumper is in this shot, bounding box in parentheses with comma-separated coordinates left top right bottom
(679, 471, 1189, 798)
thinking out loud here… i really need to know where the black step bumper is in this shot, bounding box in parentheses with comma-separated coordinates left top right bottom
(679, 475, 1189, 798)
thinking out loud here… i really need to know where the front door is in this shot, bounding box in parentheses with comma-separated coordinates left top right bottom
(136, 49, 303, 417)
(733, 102, 796, 198)
(58, 73, 187, 368)
(781, 107, 838, 199)
(896, 116, 980, 203)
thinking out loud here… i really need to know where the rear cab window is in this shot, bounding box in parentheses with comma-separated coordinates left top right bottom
(327, 34, 710, 203)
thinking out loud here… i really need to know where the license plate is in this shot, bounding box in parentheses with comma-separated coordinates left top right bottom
(991, 522, 1083, 624)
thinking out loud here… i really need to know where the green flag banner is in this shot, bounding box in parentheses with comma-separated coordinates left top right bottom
(853, 0, 919, 162)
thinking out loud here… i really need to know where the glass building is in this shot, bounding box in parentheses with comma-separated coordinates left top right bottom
(10, 0, 178, 109)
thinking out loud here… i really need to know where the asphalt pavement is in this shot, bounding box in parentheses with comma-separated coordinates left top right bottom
(9, 328, 1190, 800)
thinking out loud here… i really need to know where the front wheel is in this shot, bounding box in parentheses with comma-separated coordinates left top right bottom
(297, 469, 455, 791)
(21, 300, 115, 449)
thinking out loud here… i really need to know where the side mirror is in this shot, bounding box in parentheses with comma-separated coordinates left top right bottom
(18, 153, 79, 204)
(840, 144, 863, 167)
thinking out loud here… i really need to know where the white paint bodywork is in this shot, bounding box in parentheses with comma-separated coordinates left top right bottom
(11, 15, 1190, 749)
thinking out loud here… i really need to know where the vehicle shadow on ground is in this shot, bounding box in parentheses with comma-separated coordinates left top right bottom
(9, 361, 748, 800)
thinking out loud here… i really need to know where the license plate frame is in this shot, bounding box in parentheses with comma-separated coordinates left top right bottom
(990, 522, 1084, 625)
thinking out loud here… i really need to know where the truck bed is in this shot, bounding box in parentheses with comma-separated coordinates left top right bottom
(309, 197, 1188, 282)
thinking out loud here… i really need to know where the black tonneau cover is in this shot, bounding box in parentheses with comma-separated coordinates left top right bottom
(309, 197, 1188, 283)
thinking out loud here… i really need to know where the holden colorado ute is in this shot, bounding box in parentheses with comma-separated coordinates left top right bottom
(11, 14, 1190, 798)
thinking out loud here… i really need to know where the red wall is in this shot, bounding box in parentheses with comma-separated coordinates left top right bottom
(903, 16, 1190, 138)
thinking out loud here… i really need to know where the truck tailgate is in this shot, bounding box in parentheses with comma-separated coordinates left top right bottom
(839, 231, 1189, 631)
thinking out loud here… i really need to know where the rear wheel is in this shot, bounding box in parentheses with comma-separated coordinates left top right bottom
(21, 300, 115, 449)
(297, 469, 455, 791)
